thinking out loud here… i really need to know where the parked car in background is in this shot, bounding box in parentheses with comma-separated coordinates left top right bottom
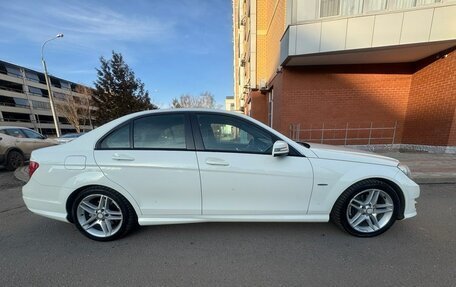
(56, 133, 86, 144)
(0, 126, 57, 170)
(23, 109, 419, 241)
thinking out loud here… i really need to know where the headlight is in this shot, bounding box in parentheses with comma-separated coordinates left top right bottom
(398, 163, 412, 178)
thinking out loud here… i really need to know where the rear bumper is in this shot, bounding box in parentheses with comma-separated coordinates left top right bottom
(22, 178, 69, 223)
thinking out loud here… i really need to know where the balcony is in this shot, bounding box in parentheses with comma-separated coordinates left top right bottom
(280, 2, 456, 66)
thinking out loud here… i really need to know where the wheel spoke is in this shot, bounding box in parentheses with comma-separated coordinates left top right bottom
(371, 190, 380, 205)
(366, 216, 377, 231)
(80, 201, 97, 214)
(370, 215, 380, 229)
(83, 218, 98, 230)
(98, 196, 108, 210)
(363, 189, 375, 204)
(350, 213, 366, 227)
(106, 214, 122, 221)
(375, 207, 393, 214)
(100, 220, 110, 236)
(349, 203, 362, 210)
(104, 220, 113, 235)
(352, 199, 363, 206)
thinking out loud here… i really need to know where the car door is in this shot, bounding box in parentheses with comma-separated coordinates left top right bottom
(192, 113, 314, 215)
(4, 128, 35, 157)
(93, 113, 201, 215)
(20, 129, 51, 150)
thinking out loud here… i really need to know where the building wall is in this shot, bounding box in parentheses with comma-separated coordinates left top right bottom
(402, 49, 456, 146)
(271, 64, 413, 143)
(256, 0, 286, 85)
(248, 90, 268, 124)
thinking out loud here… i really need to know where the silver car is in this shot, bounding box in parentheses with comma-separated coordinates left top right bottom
(0, 126, 57, 170)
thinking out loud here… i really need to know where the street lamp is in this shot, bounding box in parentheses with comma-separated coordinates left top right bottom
(41, 33, 64, 137)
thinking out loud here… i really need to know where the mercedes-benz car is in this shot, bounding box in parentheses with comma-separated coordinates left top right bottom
(22, 109, 419, 241)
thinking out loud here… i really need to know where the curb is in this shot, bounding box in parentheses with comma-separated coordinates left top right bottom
(413, 177, 456, 185)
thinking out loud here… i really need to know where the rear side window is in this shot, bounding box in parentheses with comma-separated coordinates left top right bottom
(99, 124, 131, 149)
(133, 114, 186, 149)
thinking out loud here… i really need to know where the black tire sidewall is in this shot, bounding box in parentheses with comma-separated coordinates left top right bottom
(72, 188, 131, 241)
(340, 181, 400, 237)
(6, 151, 24, 171)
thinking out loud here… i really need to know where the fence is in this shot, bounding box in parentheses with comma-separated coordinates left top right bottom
(289, 121, 397, 146)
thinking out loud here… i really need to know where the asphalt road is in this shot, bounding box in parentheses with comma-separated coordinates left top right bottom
(1, 170, 455, 287)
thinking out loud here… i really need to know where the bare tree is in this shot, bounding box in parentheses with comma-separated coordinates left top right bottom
(55, 84, 93, 133)
(171, 91, 217, 109)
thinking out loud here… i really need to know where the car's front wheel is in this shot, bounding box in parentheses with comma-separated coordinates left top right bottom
(331, 179, 400, 237)
(72, 187, 137, 241)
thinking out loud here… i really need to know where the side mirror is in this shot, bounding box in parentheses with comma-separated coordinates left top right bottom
(272, 140, 289, 157)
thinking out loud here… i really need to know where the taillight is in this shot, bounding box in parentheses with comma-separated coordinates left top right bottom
(29, 161, 39, 178)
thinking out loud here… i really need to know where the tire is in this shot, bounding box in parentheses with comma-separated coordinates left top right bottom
(71, 186, 137, 241)
(330, 179, 400, 237)
(5, 150, 24, 171)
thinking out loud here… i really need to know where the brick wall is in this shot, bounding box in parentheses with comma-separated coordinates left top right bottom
(248, 90, 268, 124)
(402, 49, 456, 146)
(270, 64, 413, 144)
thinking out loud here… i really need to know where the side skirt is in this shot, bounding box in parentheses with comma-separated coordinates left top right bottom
(138, 214, 329, 226)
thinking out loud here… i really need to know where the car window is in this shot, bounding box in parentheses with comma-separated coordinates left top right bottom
(99, 124, 131, 149)
(197, 114, 274, 154)
(21, 129, 44, 139)
(133, 114, 186, 149)
(4, 128, 26, 138)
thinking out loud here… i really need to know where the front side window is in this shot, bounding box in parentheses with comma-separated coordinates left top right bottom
(197, 114, 274, 154)
(133, 114, 186, 149)
(99, 124, 131, 149)
(22, 129, 44, 139)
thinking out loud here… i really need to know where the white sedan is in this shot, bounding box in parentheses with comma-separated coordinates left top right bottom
(22, 109, 419, 241)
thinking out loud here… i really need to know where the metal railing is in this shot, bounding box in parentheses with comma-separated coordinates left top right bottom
(290, 121, 397, 146)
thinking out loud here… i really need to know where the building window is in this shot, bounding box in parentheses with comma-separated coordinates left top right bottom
(341, 0, 363, 15)
(25, 71, 40, 83)
(31, 100, 50, 110)
(320, 0, 341, 17)
(5, 65, 22, 78)
(60, 81, 71, 90)
(363, 0, 387, 12)
(388, 0, 441, 10)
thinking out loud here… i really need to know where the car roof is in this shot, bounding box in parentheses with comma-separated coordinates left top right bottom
(0, 126, 33, 130)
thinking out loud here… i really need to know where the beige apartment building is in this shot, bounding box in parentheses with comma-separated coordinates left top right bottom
(233, 0, 456, 150)
(0, 60, 94, 136)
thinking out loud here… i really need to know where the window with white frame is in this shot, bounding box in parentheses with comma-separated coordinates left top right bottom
(319, 0, 442, 18)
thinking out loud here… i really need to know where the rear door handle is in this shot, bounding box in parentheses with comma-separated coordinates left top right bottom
(205, 158, 229, 166)
(112, 153, 135, 161)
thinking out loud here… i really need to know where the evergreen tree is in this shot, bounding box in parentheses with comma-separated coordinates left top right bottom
(92, 51, 157, 124)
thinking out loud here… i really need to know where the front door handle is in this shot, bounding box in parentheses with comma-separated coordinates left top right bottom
(112, 153, 135, 161)
(205, 158, 229, 166)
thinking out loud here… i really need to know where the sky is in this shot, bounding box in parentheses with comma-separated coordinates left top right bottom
(0, 0, 233, 108)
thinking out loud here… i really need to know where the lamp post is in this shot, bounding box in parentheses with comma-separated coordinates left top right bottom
(41, 33, 64, 137)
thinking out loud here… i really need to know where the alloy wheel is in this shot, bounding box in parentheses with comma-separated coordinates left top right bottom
(76, 194, 123, 238)
(346, 189, 394, 233)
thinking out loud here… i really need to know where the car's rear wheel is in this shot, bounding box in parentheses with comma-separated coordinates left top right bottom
(72, 187, 137, 241)
(331, 179, 400, 237)
(5, 150, 24, 171)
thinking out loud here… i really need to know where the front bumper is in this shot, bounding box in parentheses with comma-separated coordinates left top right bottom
(395, 171, 420, 219)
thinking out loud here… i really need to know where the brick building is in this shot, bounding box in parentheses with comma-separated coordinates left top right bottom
(233, 0, 456, 151)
